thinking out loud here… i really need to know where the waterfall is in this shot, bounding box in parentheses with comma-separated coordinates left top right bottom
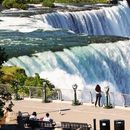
(0, 2, 130, 36)
(5, 40, 130, 104)
(37, 1, 130, 36)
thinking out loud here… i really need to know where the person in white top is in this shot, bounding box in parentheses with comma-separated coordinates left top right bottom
(29, 112, 37, 120)
(43, 113, 53, 123)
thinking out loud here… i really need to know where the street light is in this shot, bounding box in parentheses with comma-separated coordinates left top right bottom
(42, 81, 47, 103)
(72, 84, 78, 105)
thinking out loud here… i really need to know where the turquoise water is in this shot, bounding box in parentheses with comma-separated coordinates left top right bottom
(0, 30, 128, 58)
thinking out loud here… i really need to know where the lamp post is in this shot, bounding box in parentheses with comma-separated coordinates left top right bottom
(42, 81, 47, 103)
(72, 84, 78, 105)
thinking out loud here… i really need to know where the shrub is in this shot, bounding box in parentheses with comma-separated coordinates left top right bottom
(0, 85, 14, 118)
(2, 0, 27, 9)
(55, 0, 107, 3)
(26, 0, 43, 4)
(2, 0, 15, 9)
(42, 0, 55, 7)
(13, 2, 27, 9)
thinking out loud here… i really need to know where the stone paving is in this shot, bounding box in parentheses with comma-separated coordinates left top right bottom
(8, 98, 130, 130)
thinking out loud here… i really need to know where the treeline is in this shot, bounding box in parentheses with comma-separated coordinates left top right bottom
(0, 0, 107, 9)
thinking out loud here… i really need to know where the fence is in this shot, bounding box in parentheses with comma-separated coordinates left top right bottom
(1, 83, 130, 107)
(56, 88, 130, 107)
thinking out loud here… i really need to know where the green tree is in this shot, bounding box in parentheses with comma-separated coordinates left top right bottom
(0, 47, 7, 83)
(0, 84, 14, 119)
(2, 0, 27, 9)
(24, 73, 55, 101)
(11, 69, 27, 100)
(24, 73, 43, 98)
(42, 0, 55, 7)
(0, 47, 7, 66)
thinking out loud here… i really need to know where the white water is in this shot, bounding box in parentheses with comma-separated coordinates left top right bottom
(0, 1, 130, 36)
(5, 40, 130, 104)
(0, 16, 54, 32)
(40, 2, 130, 36)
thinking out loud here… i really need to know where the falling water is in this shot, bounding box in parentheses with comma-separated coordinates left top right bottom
(38, 1, 130, 36)
(4, 40, 130, 105)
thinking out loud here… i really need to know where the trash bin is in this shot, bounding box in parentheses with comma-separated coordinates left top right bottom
(114, 120, 125, 130)
(100, 119, 110, 130)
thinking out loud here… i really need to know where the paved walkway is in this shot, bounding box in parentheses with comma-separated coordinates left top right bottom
(10, 98, 130, 130)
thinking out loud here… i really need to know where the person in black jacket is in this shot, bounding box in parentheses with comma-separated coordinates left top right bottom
(95, 84, 102, 107)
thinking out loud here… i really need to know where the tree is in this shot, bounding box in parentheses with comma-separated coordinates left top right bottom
(42, 0, 55, 7)
(0, 66, 27, 100)
(24, 73, 55, 100)
(0, 47, 7, 83)
(24, 73, 43, 98)
(10, 69, 27, 100)
(2, 0, 27, 9)
(0, 47, 7, 66)
(0, 84, 14, 120)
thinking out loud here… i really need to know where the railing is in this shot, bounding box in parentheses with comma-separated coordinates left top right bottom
(56, 88, 130, 107)
(1, 83, 130, 107)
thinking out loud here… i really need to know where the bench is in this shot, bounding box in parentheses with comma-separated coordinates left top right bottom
(27, 120, 56, 129)
(61, 122, 91, 130)
(17, 111, 56, 129)
(17, 112, 30, 127)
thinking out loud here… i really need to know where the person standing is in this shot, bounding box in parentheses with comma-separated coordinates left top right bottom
(95, 84, 102, 107)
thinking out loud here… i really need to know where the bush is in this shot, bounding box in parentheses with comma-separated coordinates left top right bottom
(42, 0, 55, 7)
(2, 0, 15, 9)
(2, 0, 27, 9)
(26, 0, 43, 4)
(55, 0, 107, 4)
(0, 85, 14, 118)
(13, 2, 27, 9)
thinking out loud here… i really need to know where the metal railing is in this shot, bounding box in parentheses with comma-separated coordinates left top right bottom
(0, 83, 130, 107)
(57, 88, 130, 107)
